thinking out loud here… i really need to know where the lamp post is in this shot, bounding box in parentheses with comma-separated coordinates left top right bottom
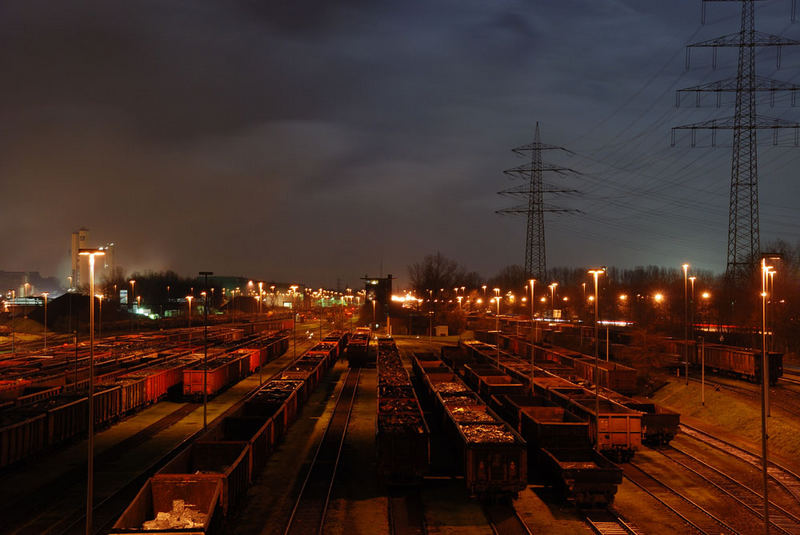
(79, 248, 105, 535)
(529, 279, 536, 391)
(96, 295, 103, 339)
(689, 275, 696, 333)
(128, 280, 136, 333)
(588, 267, 605, 451)
(290, 285, 298, 358)
(258, 282, 263, 316)
(682, 263, 689, 385)
(549, 283, 557, 316)
(760, 258, 771, 535)
(186, 295, 193, 329)
(582, 282, 586, 319)
(199, 272, 213, 427)
(494, 288, 501, 368)
(768, 269, 775, 352)
(9, 290, 14, 355)
(42, 292, 49, 350)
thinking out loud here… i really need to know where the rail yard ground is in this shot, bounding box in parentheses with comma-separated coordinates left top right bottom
(2, 328, 800, 534)
(653, 374, 800, 468)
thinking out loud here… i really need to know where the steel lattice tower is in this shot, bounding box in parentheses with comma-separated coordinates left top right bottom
(498, 123, 579, 281)
(672, 0, 800, 281)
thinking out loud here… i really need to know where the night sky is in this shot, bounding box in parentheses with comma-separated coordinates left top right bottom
(2, 1, 800, 288)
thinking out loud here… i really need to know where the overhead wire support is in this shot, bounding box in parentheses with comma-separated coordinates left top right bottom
(672, 0, 800, 282)
(497, 122, 580, 282)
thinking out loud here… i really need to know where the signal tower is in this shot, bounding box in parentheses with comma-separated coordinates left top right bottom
(498, 123, 579, 281)
(672, 0, 800, 281)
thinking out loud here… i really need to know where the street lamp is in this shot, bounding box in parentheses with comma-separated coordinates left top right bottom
(682, 263, 690, 385)
(9, 289, 14, 355)
(96, 295, 103, 339)
(549, 283, 558, 315)
(493, 288, 501, 368)
(258, 282, 264, 315)
(129, 279, 136, 304)
(186, 296, 193, 329)
(42, 292, 49, 350)
(78, 248, 105, 535)
(290, 285, 298, 358)
(528, 278, 536, 390)
(199, 272, 213, 428)
(767, 269, 775, 351)
(759, 258, 772, 534)
(588, 267, 605, 452)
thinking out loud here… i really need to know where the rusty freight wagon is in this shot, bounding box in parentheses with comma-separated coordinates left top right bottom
(572, 358, 637, 395)
(412, 354, 527, 497)
(157, 441, 250, 515)
(376, 337, 429, 485)
(110, 475, 223, 534)
(502, 394, 622, 506)
(346, 328, 372, 368)
(201, 415, 275, 482)
(0, 410, 47, 469)
(547, 388, 642, 462)
(600, 388, 680, 446)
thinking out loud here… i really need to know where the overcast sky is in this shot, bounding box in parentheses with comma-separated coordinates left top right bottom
(2, 0, 799, 288)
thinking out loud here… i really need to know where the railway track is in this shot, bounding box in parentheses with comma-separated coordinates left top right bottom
(483, 503, 532, 535)
(584, 510, 641, 535)
(686, 374, 800, 418)
(623, 461, 737, 535)
(284, 367, 361, 535)
(687, 374, 757, 398)
(388, 490, 427, 535)
(658, 446, 800, 535)
(782, 375, 800, 387)
(680, 424, 800, 507)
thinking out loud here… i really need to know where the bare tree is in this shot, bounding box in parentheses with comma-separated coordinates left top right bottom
(408, 252, 462, 294)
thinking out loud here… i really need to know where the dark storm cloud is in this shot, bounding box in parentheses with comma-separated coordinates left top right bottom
(1, 0, 799, 287)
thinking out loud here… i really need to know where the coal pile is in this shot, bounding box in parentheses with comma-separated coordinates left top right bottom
(459, 424, 517, 444)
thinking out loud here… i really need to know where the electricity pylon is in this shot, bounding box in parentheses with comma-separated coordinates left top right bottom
(498, 123, 579, 281)
(672, 0, 800, 281)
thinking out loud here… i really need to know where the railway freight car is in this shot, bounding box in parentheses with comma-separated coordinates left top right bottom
(539, 382, 642, 462)
(182, 352, 250, 399)
(495, 394, 622, 506)
(157, 441, 250, 515)
(110, 476, 223, 534)
(664, 339, 782, 385)
(200, 415, 275, 482)
(412, 353, 526, 497)
(323, 330, 349, 357)
(345, 328, 372, 368)
(600, 388, 679, 446)
(376, 337, 429, 485)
